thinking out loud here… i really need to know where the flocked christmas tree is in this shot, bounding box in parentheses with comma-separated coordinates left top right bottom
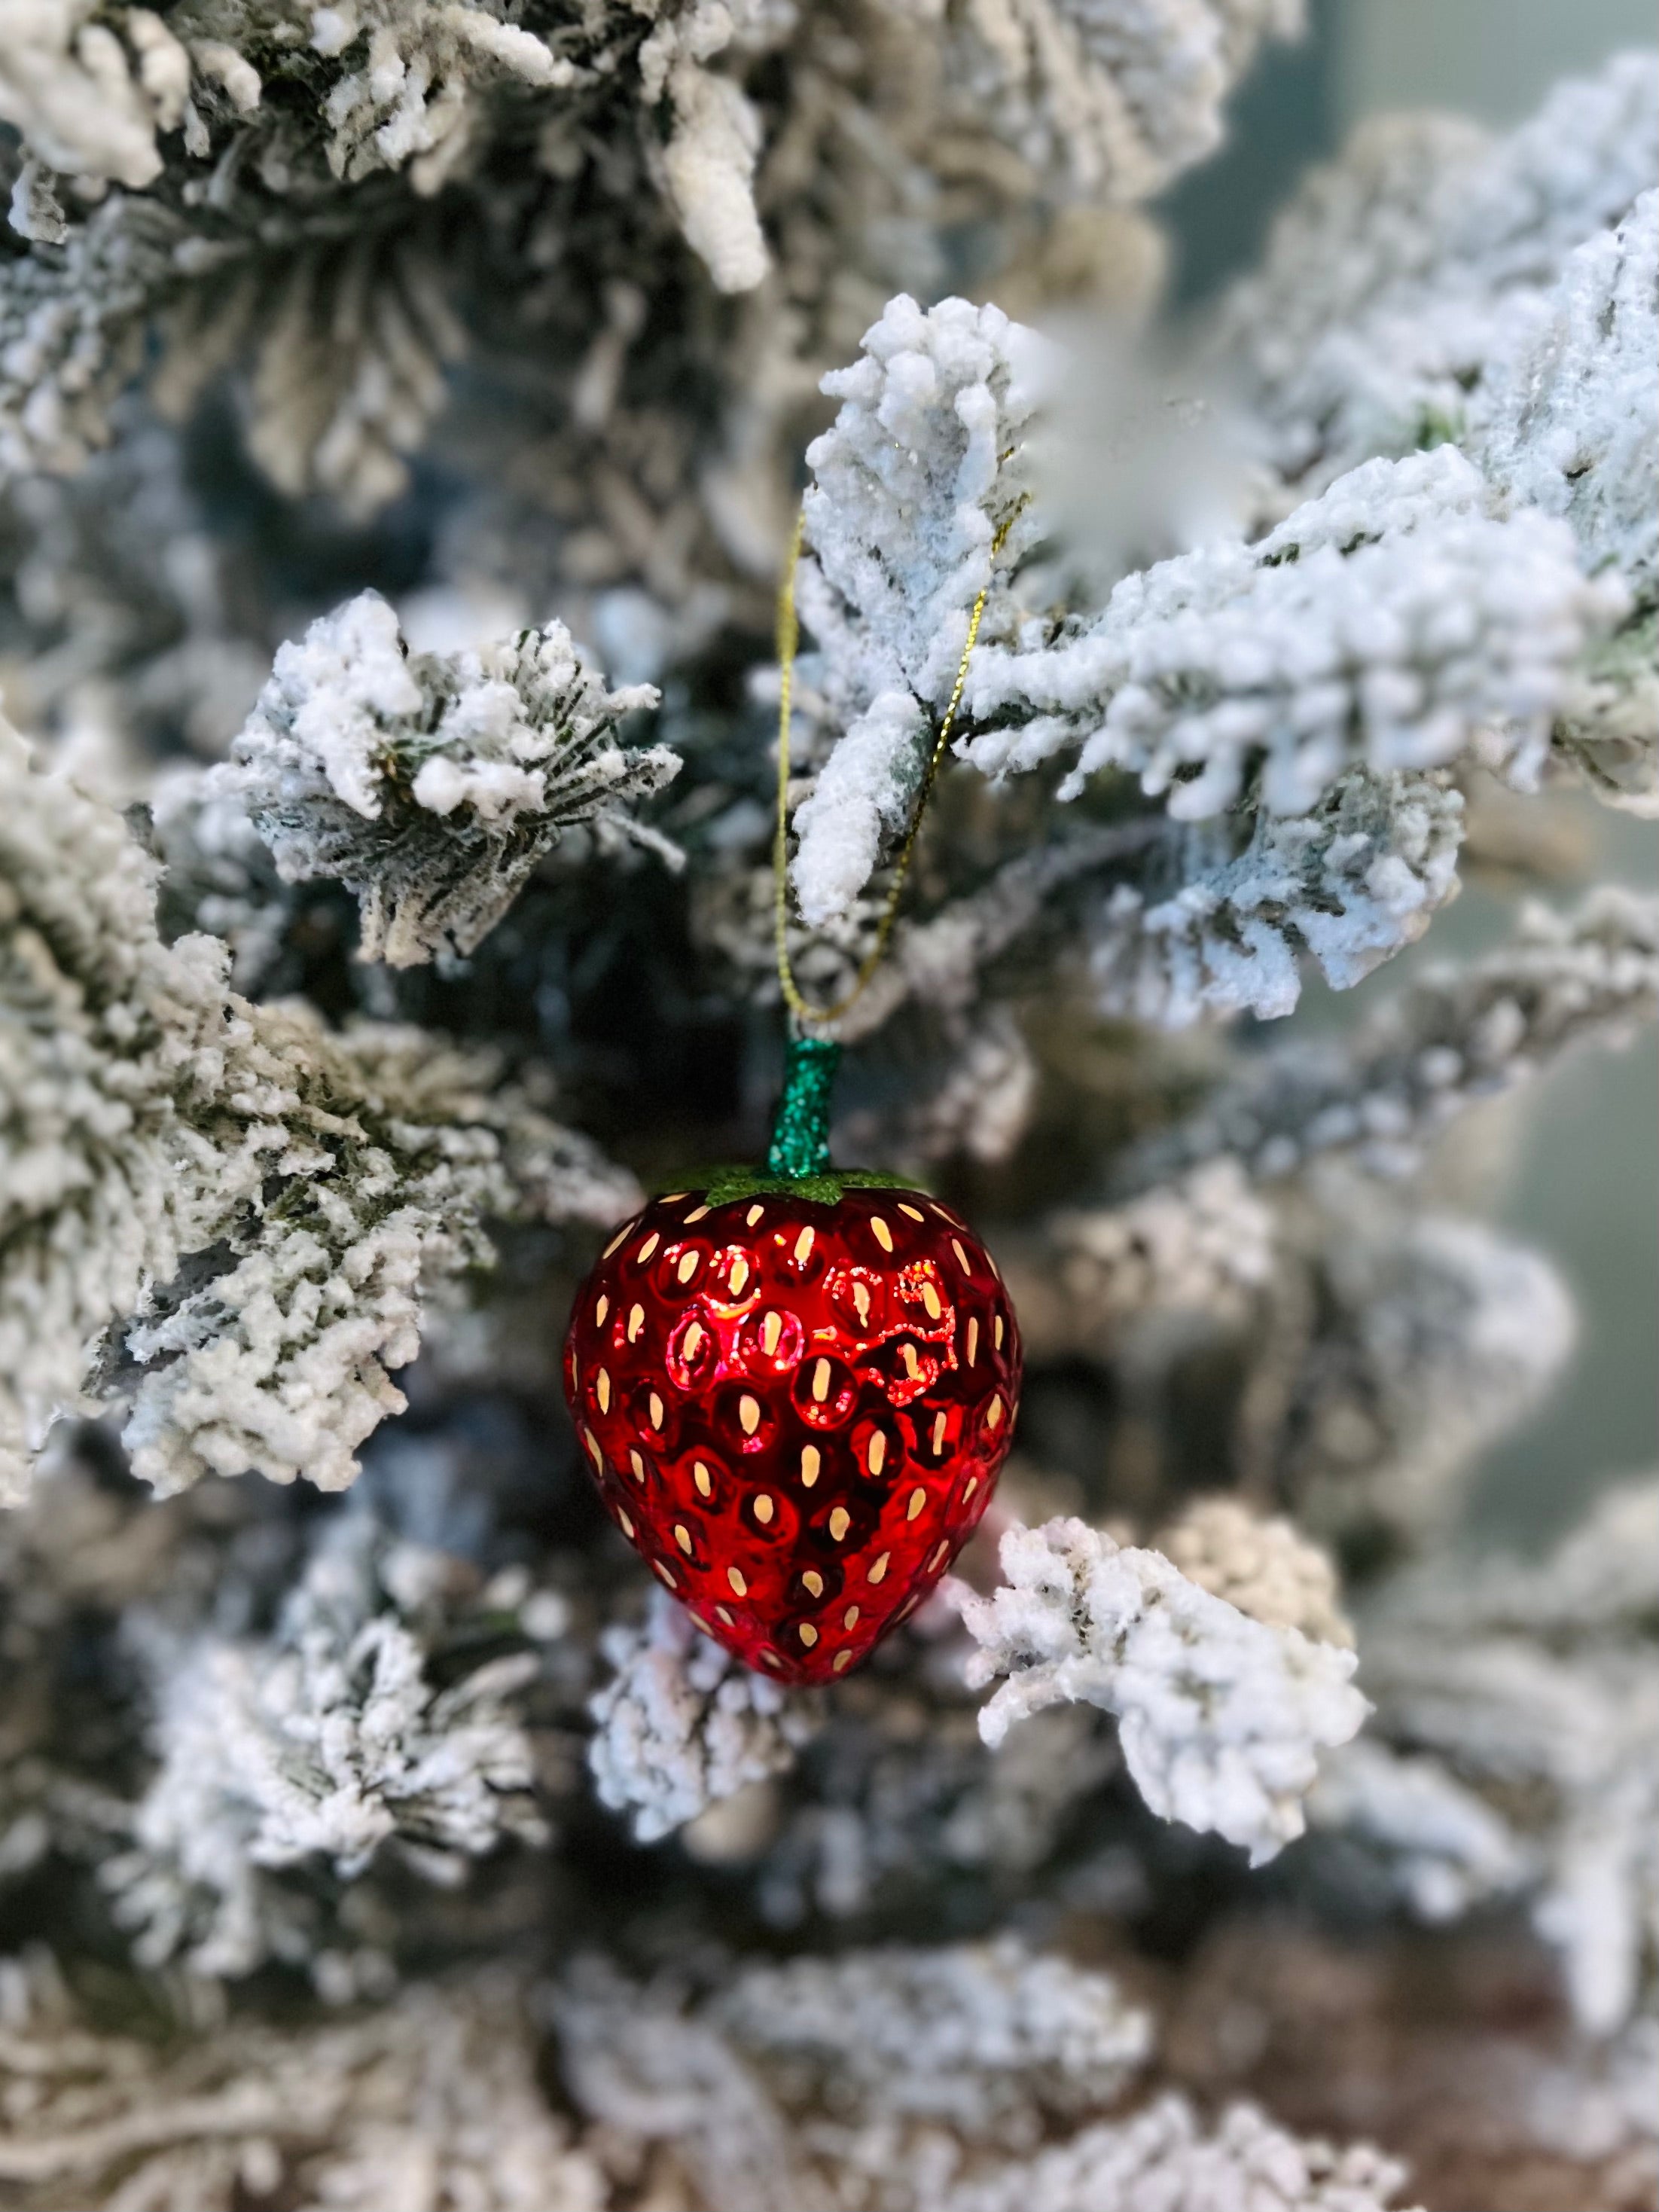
(0, 8, 1656, 2207)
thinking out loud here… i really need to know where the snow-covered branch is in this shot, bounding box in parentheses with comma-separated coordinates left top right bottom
(1086, 767, 1465, 1027)
(108, 1509, 563, 1979)
(959, 447, 1619, 814)
(1331, 1478, 1659, 2035)
(553, 1939, 1417, 2212)
(587, 1591, 819, 1843)
(788, 294, 1049, 926)
(0, 716, 636, 1503)
(1136, 886, 1659, 1184)
(216, 590, 675, 966)
(954, 1518, 1367, 1864)
(1217, 50, 1656, 496)
(0, 1960, 602, 2205)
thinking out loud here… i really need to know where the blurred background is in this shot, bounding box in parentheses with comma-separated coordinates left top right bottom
(1155, 0, 1657, 1545)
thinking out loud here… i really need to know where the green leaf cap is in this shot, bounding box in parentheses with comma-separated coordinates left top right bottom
(693, 1164, 921, 1208)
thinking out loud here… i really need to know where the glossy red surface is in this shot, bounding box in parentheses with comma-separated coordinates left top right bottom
(563, 1185, 1022, 1684)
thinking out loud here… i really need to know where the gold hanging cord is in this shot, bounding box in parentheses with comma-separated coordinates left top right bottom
(773, 491, 1024, 1027)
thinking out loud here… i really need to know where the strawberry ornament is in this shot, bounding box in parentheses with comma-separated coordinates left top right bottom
(563, 1037, 1020, 1683)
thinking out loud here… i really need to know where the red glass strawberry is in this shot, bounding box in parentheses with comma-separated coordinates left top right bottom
(563, 1042, 1020, 1684)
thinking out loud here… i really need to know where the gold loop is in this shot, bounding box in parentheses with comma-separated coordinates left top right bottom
(773, 495, 1023, 1027)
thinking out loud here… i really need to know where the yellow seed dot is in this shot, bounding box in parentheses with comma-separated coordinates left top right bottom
(584, 1429, 602, 1470)
(618, 1507, 634, 1537)
(898, 1204, 925, 1222)
(852, 1282, 871, 1326)
(994, 1315, 1005, 1350)
(798, 1622, 819, 1647)
(740, 1394, 761, 1436)
(715, 1605, 734, 1626)
(677, 1250, 699, 1285)
(746, 1204, 764, 1227)
(829, 1507, 851, 1541)
(730, 1256, 750, 1296)
(683, 1320, 705, 1362)
(867, 1432, 886, 1477)
(843, 1604, 860, 1630)
(760, 1650, 781, 1667)
(895, 1596, 917, 1621)
(654, 1561, 677, 1588)
(595, 1294, 609, 1326)
(986, 1396, 1004, 1431)
(761, 1311, 782, 1356)
(871, 1216, 893, 1252)
(801, 1444, 821, 1487)
(674, 1524, 693, 1555)
(794, 1226, 815, 1264)
(684, 1204, 709, 1223)
(694, 1459, 712, 1497)
(728, 1567, 748, 1597)
(833, 1650, 853, 1672)
(648, 1392, 663, 1429)
(602, 1228, 628, 1258)
(869, 1551, 890, 1584)
(921, 1283, 942, 1322)
(966, 1317, 979, 1365)
(951, 1237, 971, 1274)
(812, 1358, 831, 1404)
(907, 1486, 926, 1521)
(803, 1570, 824, 1597)
(930, 1541, 949, 1572)
(754, 1493, 775, 1525)
(990, 1254, 1002, 1281)
(932, 1411, 947, 1454)
(629, 1448, 645, 1481)
(663, 1194, 688, 1204)
(901, 1344, 920, 1380)
(639, 1232, 660, 1263)
(627, 1304, 645, 1342)
(963, 1475, 978, 1501)
(596, 1369, 611, 1413)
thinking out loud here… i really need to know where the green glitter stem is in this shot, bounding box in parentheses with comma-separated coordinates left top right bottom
(766, 1034, 843, 1179)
